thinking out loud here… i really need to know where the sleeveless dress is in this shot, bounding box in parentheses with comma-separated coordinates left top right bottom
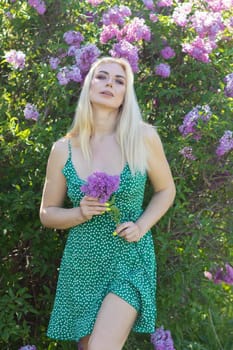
(47, 142, 157, 341)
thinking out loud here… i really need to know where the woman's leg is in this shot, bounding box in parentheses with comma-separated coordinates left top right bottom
(88, 292, 138, 350)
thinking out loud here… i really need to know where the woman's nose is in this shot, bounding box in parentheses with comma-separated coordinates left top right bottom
(106, 78, 113, 87)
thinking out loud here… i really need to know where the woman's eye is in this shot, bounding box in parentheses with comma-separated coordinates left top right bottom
(96, 74, 106, 80)
(116, 79, 124, 85)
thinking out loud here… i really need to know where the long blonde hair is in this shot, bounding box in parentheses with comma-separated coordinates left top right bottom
(67, 56, 148, 174)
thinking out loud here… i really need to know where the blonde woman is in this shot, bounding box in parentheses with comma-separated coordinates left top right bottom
(40, 56, 176, 350)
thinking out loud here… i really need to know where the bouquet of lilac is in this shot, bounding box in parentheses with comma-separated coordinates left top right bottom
(150, 326, 176, 350)
(80, 171, 120, 234)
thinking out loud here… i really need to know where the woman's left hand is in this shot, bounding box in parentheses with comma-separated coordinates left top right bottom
(115, 221, 143, 242)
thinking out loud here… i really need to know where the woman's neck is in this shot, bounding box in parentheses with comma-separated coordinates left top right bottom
(92, 105, 119, 138)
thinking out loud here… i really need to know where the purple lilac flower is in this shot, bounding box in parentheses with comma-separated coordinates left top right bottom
(19, 346, 36, 350)
(75, 44, 100, 73)
(151, 326, 176, 350)
(191, 11, 225, 40)
(157, 0, 173, 7)
(24, 103, 39, 121)
(63, 31, 84, 47)
(182, 37, 217, 63)
(67, 46, 79, 57)
(81, 172, 120, 203)
(5, 49, 26, 69)
(150, 13, 159, 22)
(122, 18, 151, 43)
(57, 67, 71, 85)
(179, 146, 196, 160)
(160, 46, 175, 59)
(143, 0, 155, 11)
(86, 0, 103, 5)
(68, 65, 82, 83)
(204, 263, 233, 285)
(172, 2, 192, 27)
(155, 63, 171, 78)
(205, 0, 233, 12)
(102, 5, 131, 26)
(216, 130, 233, 156)
(110, 40, 139, 72)
(5, 11, 13, 19)
(28, 0, 46, 15)
(49, 57, 60, 70)
(179, 105, 212, 139)
(100, 24, 120, 44)
(224, 72, 233, 97)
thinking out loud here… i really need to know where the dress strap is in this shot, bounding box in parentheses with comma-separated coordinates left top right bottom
(68, 139, 72, 159)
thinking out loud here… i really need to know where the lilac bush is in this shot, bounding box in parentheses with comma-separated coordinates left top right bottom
(1, 0, 233, 349)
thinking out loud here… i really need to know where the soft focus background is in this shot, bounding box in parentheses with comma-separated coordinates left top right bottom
(1, 0, 233, 349)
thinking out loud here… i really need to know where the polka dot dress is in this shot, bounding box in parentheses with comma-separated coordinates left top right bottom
(47, 142, 157, 342)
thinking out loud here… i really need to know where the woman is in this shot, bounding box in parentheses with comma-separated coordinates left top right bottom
(40, 56, 176, 350)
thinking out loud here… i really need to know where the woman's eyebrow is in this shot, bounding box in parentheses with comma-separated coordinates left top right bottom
(98, 70, 126, 80)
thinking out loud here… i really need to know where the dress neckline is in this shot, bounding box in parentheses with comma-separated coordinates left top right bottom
(67, 157, 129, 184)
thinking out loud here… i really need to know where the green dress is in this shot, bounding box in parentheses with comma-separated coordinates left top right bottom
(47, 142, 157, 341)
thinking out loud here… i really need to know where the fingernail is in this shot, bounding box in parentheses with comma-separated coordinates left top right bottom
(106, 208, 111, 212)
(105, 202, 110, 207)
(113, 231, 118, 236)
(101, 211, 105, 214)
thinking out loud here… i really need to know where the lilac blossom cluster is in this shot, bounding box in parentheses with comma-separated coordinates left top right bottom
(143, 0, 155, 11)
(151, 326, 176, 350)
(5, 49, 26, 69)
(81, 172, 120, 203)
(19, 345, 36, 350)
(216, 130, 233, 156)
(179, 105, 212, 139)
(206, 0, 233, 12)
(28, 0, 46, 15)
(204, 263, 233, 285)
(86, 0, 103, 5)
(100, 5, 151, 72)
(160, 46, 175, 59)
(24, 103, 39, 121)
(179, 146, 196, 160)
(155, 63, 171, 78)
(171, 1, 231, 62)
(224, 72, 233, 97)
(191, 11, 225, 40)
(110, 40, 139, 72)
(50, 30, 100, 85)
(157, 0, 173, 7)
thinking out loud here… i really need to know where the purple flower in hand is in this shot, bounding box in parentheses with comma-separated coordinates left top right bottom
(81, 172, 121, 233)
(81, 172, 120, 203)
(151, 326, 176, 350)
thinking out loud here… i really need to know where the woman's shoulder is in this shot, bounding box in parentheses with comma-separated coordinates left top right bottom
(140, 121, 159, 140)
(48, 137, 70, 165)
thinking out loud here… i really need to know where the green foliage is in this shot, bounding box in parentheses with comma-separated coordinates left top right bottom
(1, 0, 233, 349)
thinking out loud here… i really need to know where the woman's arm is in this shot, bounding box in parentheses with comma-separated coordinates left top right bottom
(135, 126, 176, 236)
(40, 138, 107, 230)
(39, 138, 84, 229)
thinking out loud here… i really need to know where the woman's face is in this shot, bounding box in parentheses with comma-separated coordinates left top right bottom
(89, 62, 126, 110)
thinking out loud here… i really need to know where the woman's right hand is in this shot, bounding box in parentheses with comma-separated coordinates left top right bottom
(80, 196, 108, 221)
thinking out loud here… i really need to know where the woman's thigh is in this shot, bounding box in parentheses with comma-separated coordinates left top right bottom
(88, 292, 138, 350)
